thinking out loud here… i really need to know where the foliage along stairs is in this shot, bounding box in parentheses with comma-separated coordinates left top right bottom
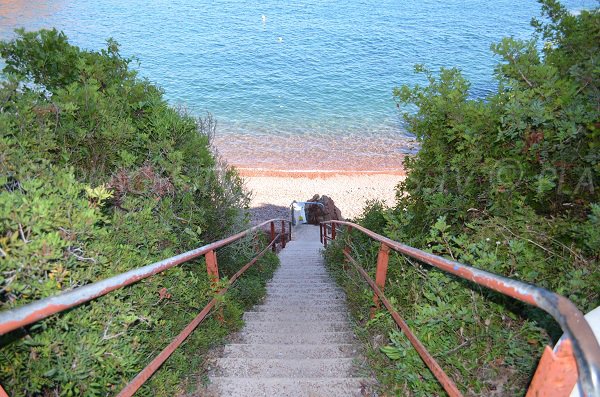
(204, 224, 368, 396)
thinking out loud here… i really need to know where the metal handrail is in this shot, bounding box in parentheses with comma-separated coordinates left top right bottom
(321, 220, 600, 397)
(0, 218, 292, 396)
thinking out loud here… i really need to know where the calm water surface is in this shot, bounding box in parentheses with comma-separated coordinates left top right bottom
(0, 0, 594, 170)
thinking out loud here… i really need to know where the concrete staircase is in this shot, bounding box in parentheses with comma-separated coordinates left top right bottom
(205, 225, 367, 396)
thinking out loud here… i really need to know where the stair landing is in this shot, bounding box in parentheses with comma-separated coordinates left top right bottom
(204, 224, 367, 396)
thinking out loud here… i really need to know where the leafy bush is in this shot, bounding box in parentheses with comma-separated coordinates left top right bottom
(0, 29, 272, 396)
(325, 1, 599, 395)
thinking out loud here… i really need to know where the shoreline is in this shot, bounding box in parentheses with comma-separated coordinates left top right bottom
(237, 167, 405, 179)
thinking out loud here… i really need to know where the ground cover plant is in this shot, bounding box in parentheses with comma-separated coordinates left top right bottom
(0, 29, 278, 396)
(324, 1, 599, 395)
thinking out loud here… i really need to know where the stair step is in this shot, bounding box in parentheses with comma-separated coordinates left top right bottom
(243, 311, 350, 322)
(242, 320, 351, 333)
(263, 294, 346, 301)
(207, 377, 367, 397)
(213, 358, 356, 378)
(223, 343, 358, 359)
(239, 331, 355, 344)
(265, 290, 343, 296)
(252, 305, 348, 313)
(266, 282, 337, 288)
(263, 295, 346, 302)
(266, 285, 341, 291)
(259, 299, 346, 307)
(200, 225, 370, 397)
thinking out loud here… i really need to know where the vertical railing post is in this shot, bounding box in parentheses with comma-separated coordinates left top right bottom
(319, 223, 323, 244)
(343, 226, 353, 270)
(204, 250, 219, 284)
(270, 221, 276, 252)
(281, 220, 286, 248)
(288, 221, 292, 242)
(331, 222, 336, 240)
(323, 224, 328, 248)
(204, 249, 223, 323)
(525, 339, 578, 397)
(371, 243, 390, 319)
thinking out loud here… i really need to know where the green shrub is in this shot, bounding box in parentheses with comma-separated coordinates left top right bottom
(325, 1, 599, 395)
(0, 29, 270, 396)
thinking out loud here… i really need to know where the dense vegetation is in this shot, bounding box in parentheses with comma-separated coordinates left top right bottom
(0, 29, 279, 396)
(325, 1, 599, 395)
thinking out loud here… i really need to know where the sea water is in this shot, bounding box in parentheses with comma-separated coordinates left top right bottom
(0, 0, 594, 170)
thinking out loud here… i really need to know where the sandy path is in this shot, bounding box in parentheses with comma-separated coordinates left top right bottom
(243, 172, 404, 223)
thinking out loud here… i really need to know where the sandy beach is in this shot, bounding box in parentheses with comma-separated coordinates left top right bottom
(242, 170, 404, 223)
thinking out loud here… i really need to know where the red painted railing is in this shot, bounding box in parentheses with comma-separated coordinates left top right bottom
(321, 220, 600, 397)
(0, 219, 291, 397)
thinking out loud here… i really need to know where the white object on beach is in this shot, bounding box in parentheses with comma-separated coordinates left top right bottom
(292, 202, 307, 225)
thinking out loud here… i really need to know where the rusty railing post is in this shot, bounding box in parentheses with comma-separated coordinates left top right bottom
(331, 222, 336, 240)
(319, 223, 323, 243)
(204, 249, 223, 323)
(343, 226, 353, 270)
(525, 339, 578, 397)
(371, 243, 390, 319)
(204, 250, 219, 284)
(323, 224, 328, 248)
(281, 220, 286, 248)
(288, 221, 292, 242)
(270, 221, 276, 252)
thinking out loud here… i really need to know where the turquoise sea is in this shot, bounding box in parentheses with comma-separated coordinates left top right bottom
(0, 0, 594, 170)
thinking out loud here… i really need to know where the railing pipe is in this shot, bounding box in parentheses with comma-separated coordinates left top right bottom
(0, 219, 289, 336)
(117, 237, 278, 397)
(0, 219, 291, 396)
(344, 251, 463, 397)
(321, 220, 600, 397)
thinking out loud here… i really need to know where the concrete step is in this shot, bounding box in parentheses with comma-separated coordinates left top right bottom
(265, 282, 337, 288)
(252, 304, 348, 313)
(201, 225, 371, 397)
(239, 331, 355, 345)
(259, 298, 347, 307)
(242, 320, 351, 333)
(270, 273, 331, 277)
(214, 358, 356, 378)
(223, 343, 358, 359)
(263, 294, 346, 301)
(264, 293, 347, 300)
(207, 377, 366, 397)
(265, 287, 343, 294)
(273, 272, 333, 276)
(243, 311, 350, 322)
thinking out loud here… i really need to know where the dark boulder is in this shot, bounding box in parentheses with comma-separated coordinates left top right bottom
(305, 194, 342, 224)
